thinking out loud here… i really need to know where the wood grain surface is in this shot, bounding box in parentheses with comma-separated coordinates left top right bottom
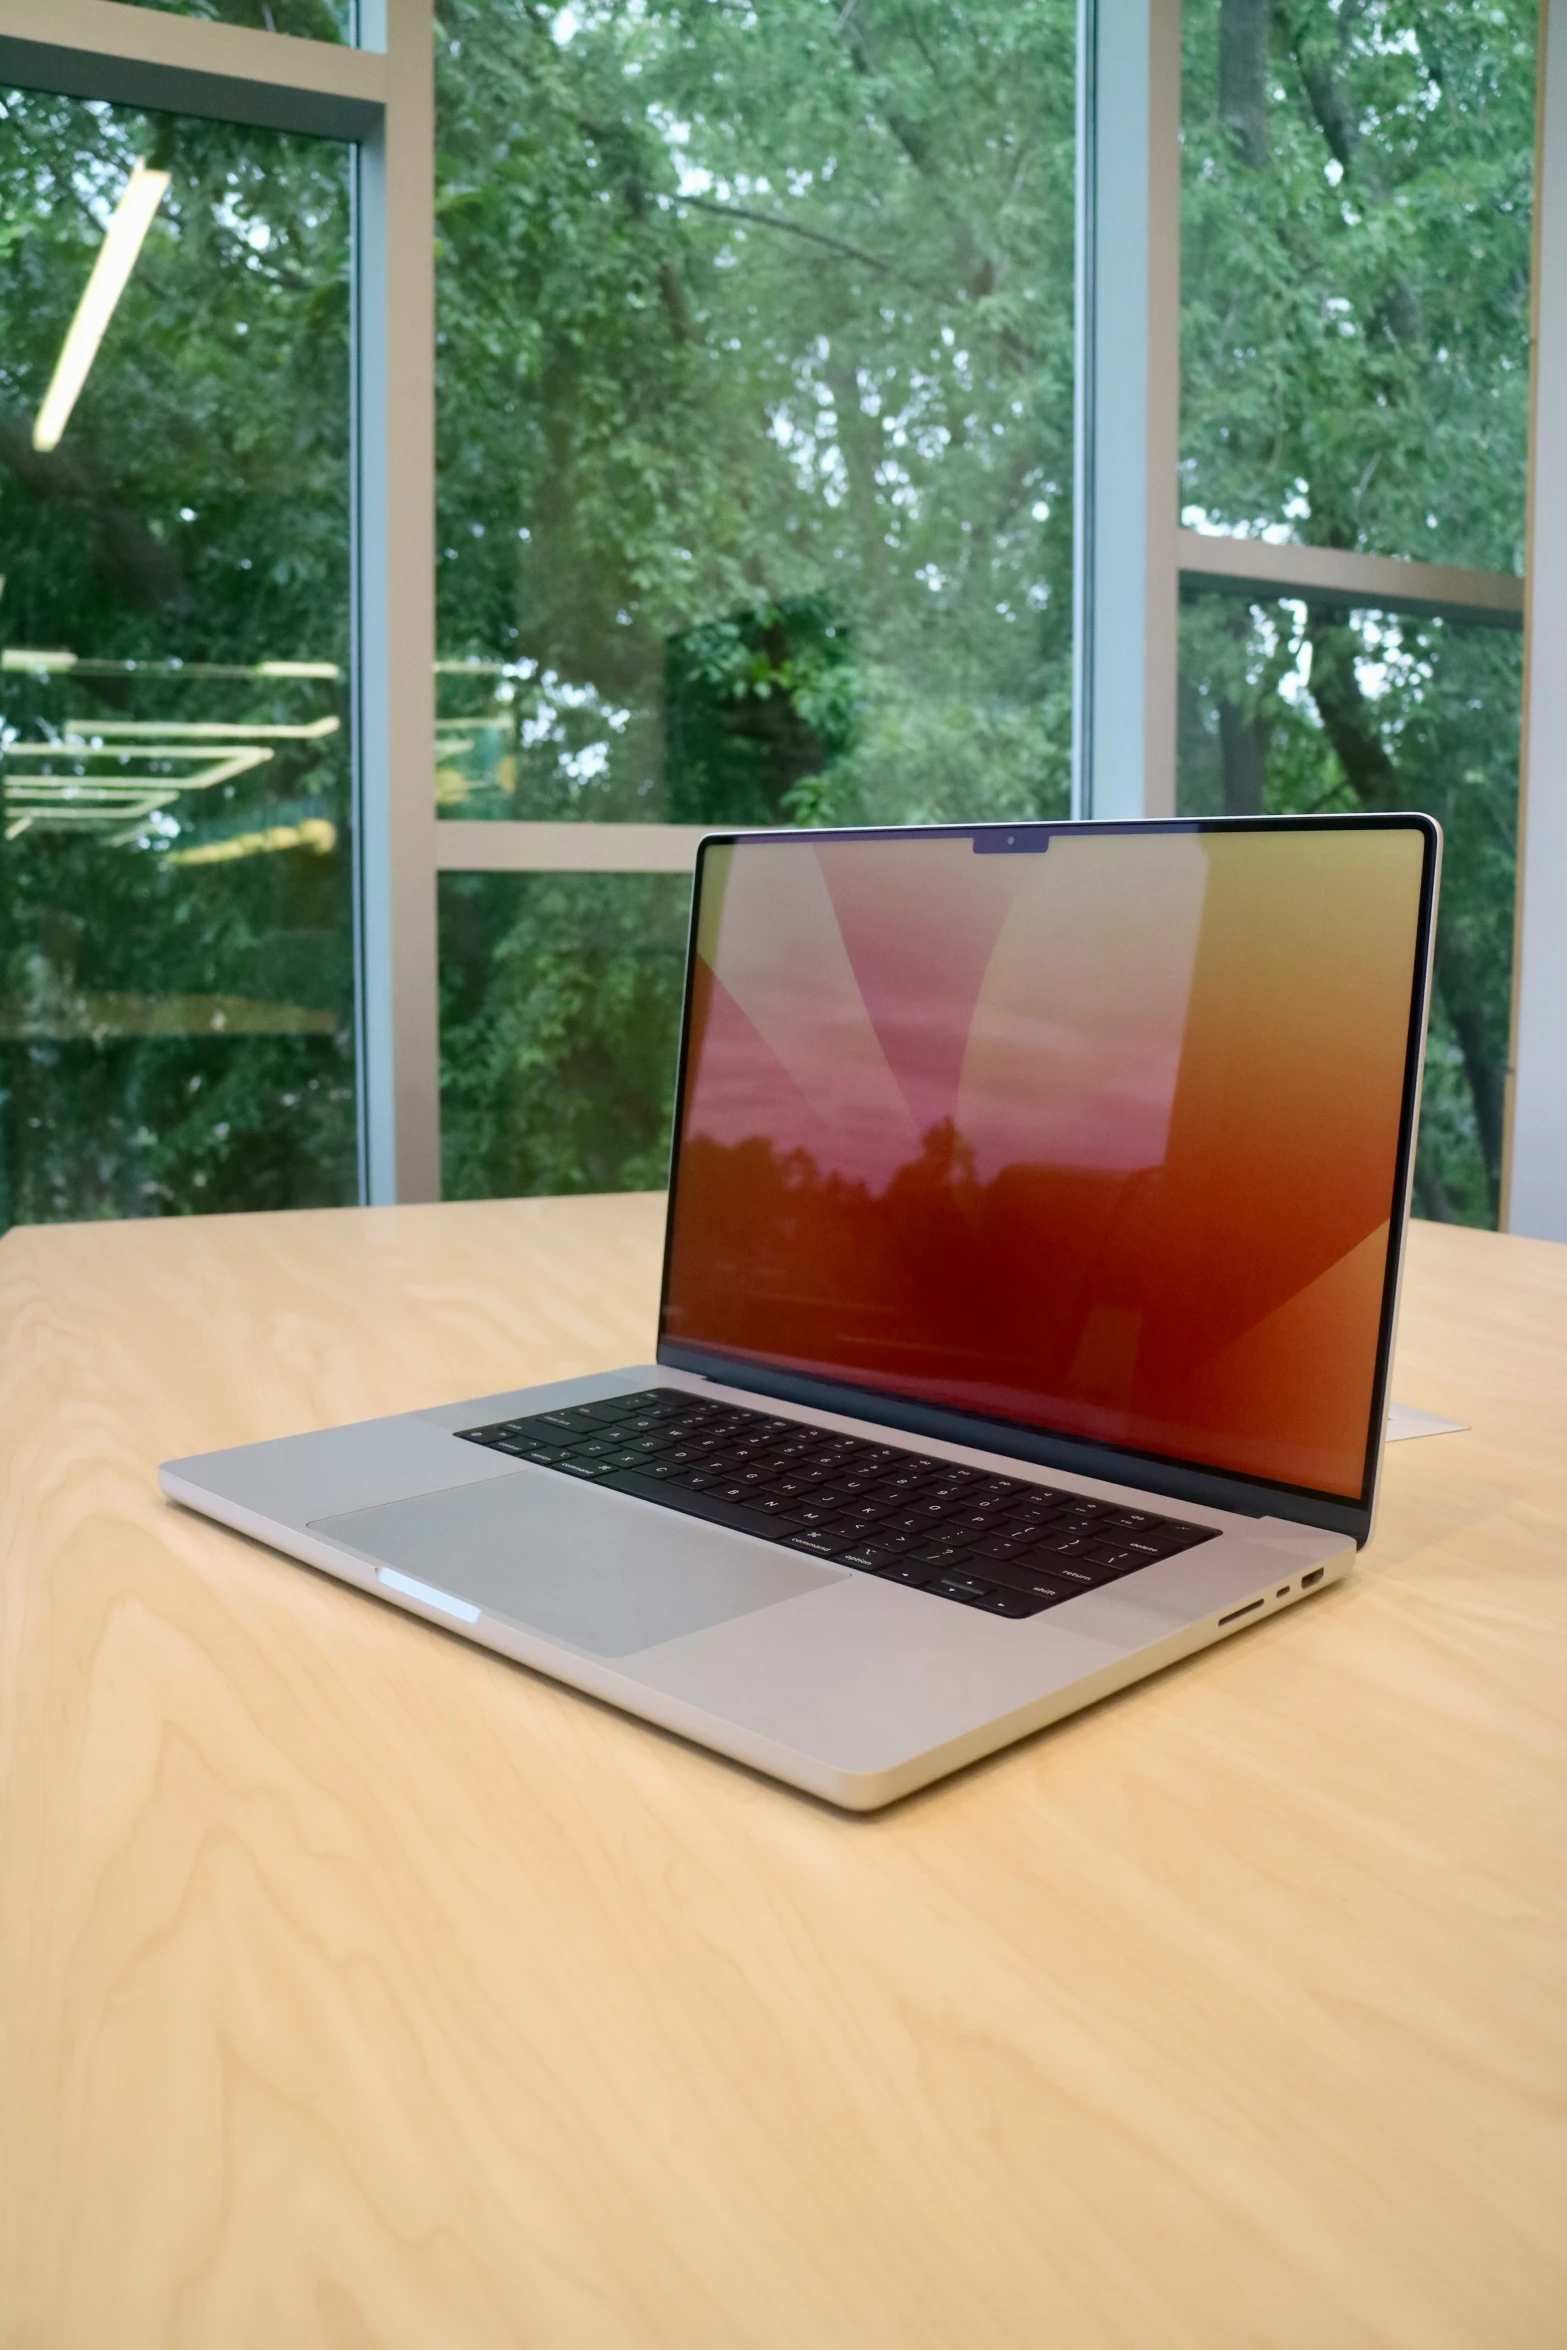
(2, 1199, 1564, 2350)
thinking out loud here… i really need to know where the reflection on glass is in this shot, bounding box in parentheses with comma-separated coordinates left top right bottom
(0, 91, 355, 1229)
(434, 0, 1076, 827)
(1177, 590, 1519, 1229)
(438, 871, 691, 1200)
(1181, 0, 1535, 571)
(34, 159, 170, 453)
(665, 829, 1428, 1501)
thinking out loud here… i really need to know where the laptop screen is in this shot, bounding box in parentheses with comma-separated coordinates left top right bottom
(660, 821, 1432, 1507)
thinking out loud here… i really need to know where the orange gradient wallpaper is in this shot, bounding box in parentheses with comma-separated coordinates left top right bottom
(662, 826, 1428, 1498)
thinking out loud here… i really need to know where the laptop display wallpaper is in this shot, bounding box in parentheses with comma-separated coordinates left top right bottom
(663, 827, 1427, 1500)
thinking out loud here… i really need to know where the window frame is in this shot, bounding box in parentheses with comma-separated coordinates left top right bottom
(0, 0, 440, 1205)
(1, 0, 1561, 1236)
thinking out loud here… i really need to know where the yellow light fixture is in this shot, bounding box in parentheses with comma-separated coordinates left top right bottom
(33, 159, 171, 454)
(168, 818, 337, 866)
(69, 715, 340, 741)
(1, 648, 77, 673)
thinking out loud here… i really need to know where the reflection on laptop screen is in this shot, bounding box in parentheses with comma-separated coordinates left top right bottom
(662, 825, 1427, 1502)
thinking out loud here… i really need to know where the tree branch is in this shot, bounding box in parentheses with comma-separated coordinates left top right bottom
(673, 194, 891, 274)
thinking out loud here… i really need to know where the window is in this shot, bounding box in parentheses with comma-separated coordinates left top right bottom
(1177, 0, 1536, 1228)
(433, 0, 1078, 1198)
(1, 0, 1561, 1240)
(0, 85, 356, 1224)
(1181, 0, 1534, 570)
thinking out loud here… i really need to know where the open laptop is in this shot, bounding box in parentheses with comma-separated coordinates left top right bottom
(162, 814, 1440, 1810)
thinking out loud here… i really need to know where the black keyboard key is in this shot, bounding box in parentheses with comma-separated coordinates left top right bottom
(974, 1589, 1052, 1617)
(886, 1508, 953, 1535)
(928, 1572, 994, 1602)
(1157, 1524, 1215, 1553)
(972, 1534, 1044, 1562)
(984, 1561, 1077, 1601)
(901, 1543, 968, 1573)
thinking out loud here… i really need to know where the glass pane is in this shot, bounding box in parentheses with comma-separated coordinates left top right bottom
(0, 92, 355, 1229)
(434, 0, 1076, 828)
(1177, 590, 1519, 1228)
(117, 1, 350, 40)
(439, 872, 691, 1199)
(1180, 0, 1535, 570)
(435, 0, 1076, 1197)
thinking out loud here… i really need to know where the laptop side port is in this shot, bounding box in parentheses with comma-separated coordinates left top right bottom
(1301, 1567, 1326, 1589)
(1218, 1597, 1266, 1627)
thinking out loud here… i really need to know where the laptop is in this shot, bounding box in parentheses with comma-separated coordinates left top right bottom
(162, 813, 1440, 1810)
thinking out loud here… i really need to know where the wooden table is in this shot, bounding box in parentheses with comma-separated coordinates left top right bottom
(2, 1200, 1564, 2350)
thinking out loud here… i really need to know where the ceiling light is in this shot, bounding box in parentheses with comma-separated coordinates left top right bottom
(33, 159, 171, 454)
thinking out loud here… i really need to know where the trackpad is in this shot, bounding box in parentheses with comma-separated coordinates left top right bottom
(310, 1468, 838, 1657)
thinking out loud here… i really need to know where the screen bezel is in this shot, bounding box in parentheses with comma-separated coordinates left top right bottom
(655, 814, 1442, 1545)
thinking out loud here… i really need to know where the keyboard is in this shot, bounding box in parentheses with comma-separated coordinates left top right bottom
(455, 1387, 1219, 1621)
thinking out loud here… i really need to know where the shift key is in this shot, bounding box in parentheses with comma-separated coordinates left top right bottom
(982, 1558, 1076, 1601)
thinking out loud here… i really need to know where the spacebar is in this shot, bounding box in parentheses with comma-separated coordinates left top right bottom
(599, 1469, 792, 1543)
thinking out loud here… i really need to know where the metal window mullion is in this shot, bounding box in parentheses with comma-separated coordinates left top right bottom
(1505, 0, 1567, 1237)
(354, 0, 439, 1204)
(1072, 0, 1182, 821)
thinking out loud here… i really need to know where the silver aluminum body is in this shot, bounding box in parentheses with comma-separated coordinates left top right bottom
(162, 1364, 1351, 1810)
